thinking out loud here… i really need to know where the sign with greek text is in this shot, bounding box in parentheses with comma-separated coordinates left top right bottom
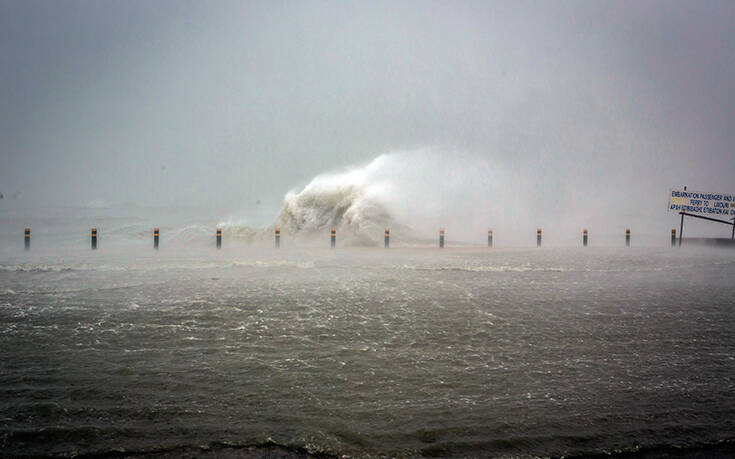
(668, 189, 735, 217)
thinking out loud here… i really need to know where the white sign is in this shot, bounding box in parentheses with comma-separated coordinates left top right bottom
(668, 189, 735, 217)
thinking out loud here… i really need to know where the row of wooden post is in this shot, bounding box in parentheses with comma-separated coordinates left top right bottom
(20, 227, 640, 250)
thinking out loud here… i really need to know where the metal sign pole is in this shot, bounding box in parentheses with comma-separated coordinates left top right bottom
(679, 186, 686, 247)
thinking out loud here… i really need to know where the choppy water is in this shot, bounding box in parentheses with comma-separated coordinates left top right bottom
(1, 246, 735, 457)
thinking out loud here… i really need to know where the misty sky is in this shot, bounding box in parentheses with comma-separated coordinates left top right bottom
(1, 0, 734, 237)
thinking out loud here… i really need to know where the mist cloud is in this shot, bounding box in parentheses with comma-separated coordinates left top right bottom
(1, 0, 734, 240)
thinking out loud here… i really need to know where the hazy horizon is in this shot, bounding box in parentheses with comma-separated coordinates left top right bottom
(2, 0, 734, 240)
(3, 4, 735, 457)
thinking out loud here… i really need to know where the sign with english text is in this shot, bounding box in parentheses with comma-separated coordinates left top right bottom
(668, 189, 735, 217)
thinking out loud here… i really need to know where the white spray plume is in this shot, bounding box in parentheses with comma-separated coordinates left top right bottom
(220, 148, 652, 246)
(267, 149, 516, 245)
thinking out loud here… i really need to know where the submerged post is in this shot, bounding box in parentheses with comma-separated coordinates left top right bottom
(24, 228, 30, 251)
(154, 228, 160, 250)
(583, 229, 588, 247)
(439, 229, 445, 248)
(216, 228, 222, 249)
(275, 228, 280, 248)
(537, 228, 542, 248)
(91, 228, 98, 250)
(626, 229, 631, 247)
(671, 229, 676, 247)
(384, 228, 390, 248)
(488, 229, 493, 248)
(331, 228, 336, 249)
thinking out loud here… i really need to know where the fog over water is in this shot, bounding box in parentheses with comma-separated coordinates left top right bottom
(2, 1, 735, 458)
(1, 1, 734, 242)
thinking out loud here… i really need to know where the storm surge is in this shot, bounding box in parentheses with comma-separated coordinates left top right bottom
(274, 183, 391, 245)
(271, 154, 413, 246)
(222, 150, 504, 246)
(220, 156, 397, 245)
(222, 153, 420, 246)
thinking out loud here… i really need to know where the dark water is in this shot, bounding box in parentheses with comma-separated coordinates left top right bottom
(1, 247, 734, 457)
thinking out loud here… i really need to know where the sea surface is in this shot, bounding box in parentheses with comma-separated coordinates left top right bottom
(1, 244, 735, 457)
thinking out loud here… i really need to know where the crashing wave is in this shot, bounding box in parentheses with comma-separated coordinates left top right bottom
(221, 155, 415, 246)
(220, 150, 494, 246)
(273, 175, 393, 245)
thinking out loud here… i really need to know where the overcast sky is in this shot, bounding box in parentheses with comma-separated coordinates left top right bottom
(1, 0, 734, 236)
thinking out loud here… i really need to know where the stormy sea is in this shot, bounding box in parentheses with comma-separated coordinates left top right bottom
(1, 158, 735, 458)
(1, 228, 735, 457)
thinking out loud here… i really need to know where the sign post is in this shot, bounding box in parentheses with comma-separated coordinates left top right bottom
(668, 188, 735, 243)
(679, 186, 686, 247)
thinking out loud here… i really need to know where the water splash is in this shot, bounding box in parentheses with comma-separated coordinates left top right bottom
(222, 150, 507, 246)
(273, 155, 396, 245)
